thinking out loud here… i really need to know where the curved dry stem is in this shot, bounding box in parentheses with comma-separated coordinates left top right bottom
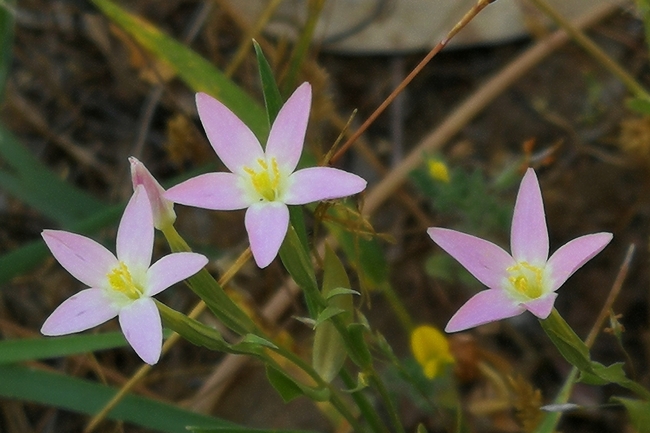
(362, 1, 624, 217)
(330, 0, 495, 165)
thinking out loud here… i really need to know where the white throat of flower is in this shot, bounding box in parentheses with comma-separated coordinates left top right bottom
(243, 157, 284, 202)
(505, 261, 547, 301)
(107, 262, 144, 301)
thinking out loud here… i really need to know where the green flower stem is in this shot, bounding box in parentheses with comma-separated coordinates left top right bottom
(266, 346, 368, 433)
(161, 224, 258, 335)
(367, 369, 406, 433)
(541, 309, 650, 400)
(340, 368, 391, 433)
(326, 315, 405, 433)
(380, 283, 414, 332)
(529, 0, 650, 101)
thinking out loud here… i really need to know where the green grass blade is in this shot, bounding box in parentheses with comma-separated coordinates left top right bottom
(253, 40, 283, 127)
(0, 333, 128, 364)
(0, 363, 237, 433)
(0, 124, 108, 226)
(91, 0, 268, 140)
(0, 202, 123, 285)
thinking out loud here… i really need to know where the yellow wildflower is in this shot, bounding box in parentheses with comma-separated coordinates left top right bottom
(427, 159, 450, 183)
(410, 325, 454, 379)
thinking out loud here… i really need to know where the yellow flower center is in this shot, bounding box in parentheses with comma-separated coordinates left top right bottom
(506, 261, 544, 299)
(107, 262, 143, 300)
(243, 157, 281, 202)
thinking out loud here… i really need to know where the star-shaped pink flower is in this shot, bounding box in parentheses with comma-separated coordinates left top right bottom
(41, 186, 208, 364)
(428, 168, 612, 333)
(165, 82, 367, 268)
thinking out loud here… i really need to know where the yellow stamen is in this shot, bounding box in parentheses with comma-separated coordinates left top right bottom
(243, 158, 281, 201)
(506, 261, 544, 299)
(107, 262, 143, 300)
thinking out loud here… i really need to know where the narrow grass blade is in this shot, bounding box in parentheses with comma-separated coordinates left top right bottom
(91, 0, 268, 140)
(0, 124, 108, 226)
(0, 333, 129, 364)
(0, 363, 237, 433)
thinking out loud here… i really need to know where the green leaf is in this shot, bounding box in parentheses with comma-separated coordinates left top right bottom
(627, 96, 650, 115)
(253, 40, 283, 127)
(313, 306, 346, 329)
(0, 363, 237, 433)
(91, 0, 268, 140)
(612, 397, 650, 433)
(312, 246, 353, 382)
(289, 205, 310, 254)
(578, 362, 627, 386)
(279, 225, 322, 317)
(0, 333, 128, 364)
(265, 365, 305, 403)
(280, 0, 325, 94)
(325, 287, 360, 300)
(346, 322, 372, 369)
(238, 333, 278, 350)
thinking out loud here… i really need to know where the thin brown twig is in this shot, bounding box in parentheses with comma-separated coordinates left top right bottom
(362, 0, 624, 217)
(586, 243, 635, 348)
(329, 0, 495, 165)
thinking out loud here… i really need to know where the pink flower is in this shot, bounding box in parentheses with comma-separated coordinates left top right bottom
(428, 168, 612, 333)
(129, 157, 176, 230)
(165, 82, 367, 268)
(41, 186, 208, 364)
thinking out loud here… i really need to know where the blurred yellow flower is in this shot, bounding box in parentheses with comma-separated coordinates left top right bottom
(410, 325, 454, 379)
(427, 159, 450, 183)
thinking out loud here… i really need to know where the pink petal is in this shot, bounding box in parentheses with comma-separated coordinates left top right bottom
(119, 297, 162, 365)
(165, 172, 251, 210)
(147, 252, 208, 296)
(245, 202, 289, 268)
(522, 293, 557, 319)
(42, 230, 117, 288)
(116, 186, 153, 272)
(510, 168, 549, 265)
(265, 83, 311, 173)
(284, 167, 367, 205)
(546, 232, 612, 292)
(427, 228, 515, 290)
(129, 157, 176, 230)
(445, 289, 525, 332)
(196, 92, 264, 173)
(41, 288, 119, 335)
